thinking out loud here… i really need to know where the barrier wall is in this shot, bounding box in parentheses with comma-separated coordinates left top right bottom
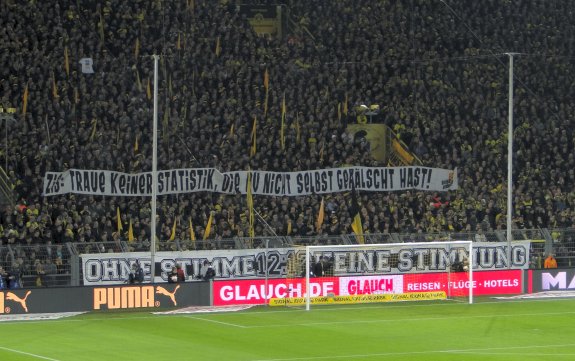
(528, 268, 575, 293)
(0, 282, 211, 315)
(212, 269, 524, 306)
(4, 269, 573, 314)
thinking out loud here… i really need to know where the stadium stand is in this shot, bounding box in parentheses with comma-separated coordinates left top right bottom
(1, 0, 575, 285)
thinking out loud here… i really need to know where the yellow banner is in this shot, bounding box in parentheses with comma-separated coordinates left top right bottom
(269, 292, 446, 306)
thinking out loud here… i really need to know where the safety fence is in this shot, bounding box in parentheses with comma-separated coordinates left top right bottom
(0, 228, 572, 288)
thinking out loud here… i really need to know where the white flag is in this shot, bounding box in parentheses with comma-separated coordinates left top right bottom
(79, 58, 94, 74)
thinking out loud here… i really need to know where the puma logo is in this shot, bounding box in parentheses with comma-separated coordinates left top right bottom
(6, 291, 32, 312)
(156, 285, 180, 306)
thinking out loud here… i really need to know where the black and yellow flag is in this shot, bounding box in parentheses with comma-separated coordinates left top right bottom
(263, 68, 269, 91)
(280, 93, 286, 150)
(295, 113, 301, 144)
(135, 69, 142, 92)
(215, 36, 221, 57)
(169, 218, 177, 241)
(127, 219, 135, 242)
(98, 10, 105, 43)
(134, 134, 139, 153)
(116, 207, 123, 233)
(146, 78, 151, 100)
(64, 46, 70, 77)
(134, 37, 140, 60)
(90, 119, 98, 141)
(52, 71, 59, 99)
(203, 211, 214, 240)
(250, 115, 257, 157)
(316, 197, 325, 233)
(22, 83, 29, 117)
(350, 190, 364, 244)
(189, 218, 196, 241)
(247, 170, 255, 238)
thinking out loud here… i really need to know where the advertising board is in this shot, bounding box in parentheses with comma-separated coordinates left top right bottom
(212, 270, 523, 306)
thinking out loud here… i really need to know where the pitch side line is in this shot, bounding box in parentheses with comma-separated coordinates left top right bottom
(0, 298, 573, 326)
(250, 343, 575, 361)
(0, 345, 61, 361)
(242, 310, 575, 329)
(184, 315, 247, 328)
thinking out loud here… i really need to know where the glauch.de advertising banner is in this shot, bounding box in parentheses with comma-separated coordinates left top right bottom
(211, 270, 523, 306)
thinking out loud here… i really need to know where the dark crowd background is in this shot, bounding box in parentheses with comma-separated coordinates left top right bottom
(1, 0, 575, 278)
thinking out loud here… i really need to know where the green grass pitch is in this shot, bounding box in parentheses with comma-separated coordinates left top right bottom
(1, 298, 574, 360)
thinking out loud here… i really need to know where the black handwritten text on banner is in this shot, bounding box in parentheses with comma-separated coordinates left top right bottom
(43, 166, 457, 197)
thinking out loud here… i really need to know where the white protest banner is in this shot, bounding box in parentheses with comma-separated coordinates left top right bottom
(44, 166, 457, 197)
(81, 241, 530, 285)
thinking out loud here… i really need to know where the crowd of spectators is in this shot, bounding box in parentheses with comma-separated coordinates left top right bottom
(1, 0, 575, 273)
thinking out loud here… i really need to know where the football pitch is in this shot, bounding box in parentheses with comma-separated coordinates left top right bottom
(1, 298, 574, 361)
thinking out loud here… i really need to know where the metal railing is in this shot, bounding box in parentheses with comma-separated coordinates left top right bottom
(1, 228, 573, 288)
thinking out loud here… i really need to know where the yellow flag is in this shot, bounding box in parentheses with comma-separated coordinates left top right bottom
(116, 207, 123, 232)
(134, 134, 139, 153)
(281, 93, 286, 150)
(128, 219, 135, 242)
(135, 69, 142, 92)
(215, 36, 221, 57)
(343, 93, 349, 116)
(337, 102, 341, 121)
(74, 87, 80, 104)
(264, 90, 269, 116)
(250, 115, 257, 157)
(203, 211, 214, 240)
(98, 11, 105, 43)
(295, 113, 301, 144)
(263, 68, 269, 91)
(350, 192, 364, 244)
(52, 71, 59, 99)
(247, 170, 255, 238)
(351, 213, 364, 244)
(169, 218, 177, 241)
(134, 37, 140, 60)
(229, 123, 234, 138)
(22, 83, 29, 117)
(287, 219, 292, 235)
(64, 46, 70, 77)
(316, 198, 325, 233)
(90, 119, 97, 141)
(146, 78, 151, 100)
(189, 218, 196, 241)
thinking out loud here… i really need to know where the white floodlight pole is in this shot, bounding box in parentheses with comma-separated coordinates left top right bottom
(506, 53, 516, 268)
(305, 245, 310, 311)
(150, 55, 159, 282)
(469, 242, 473, 304)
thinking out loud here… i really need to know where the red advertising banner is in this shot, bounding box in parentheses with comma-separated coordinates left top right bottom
(403, 270, 522, 296)
(212, 270, 523, 306)
(338, 275, 404, 295)
(212, 278, 337, 306)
